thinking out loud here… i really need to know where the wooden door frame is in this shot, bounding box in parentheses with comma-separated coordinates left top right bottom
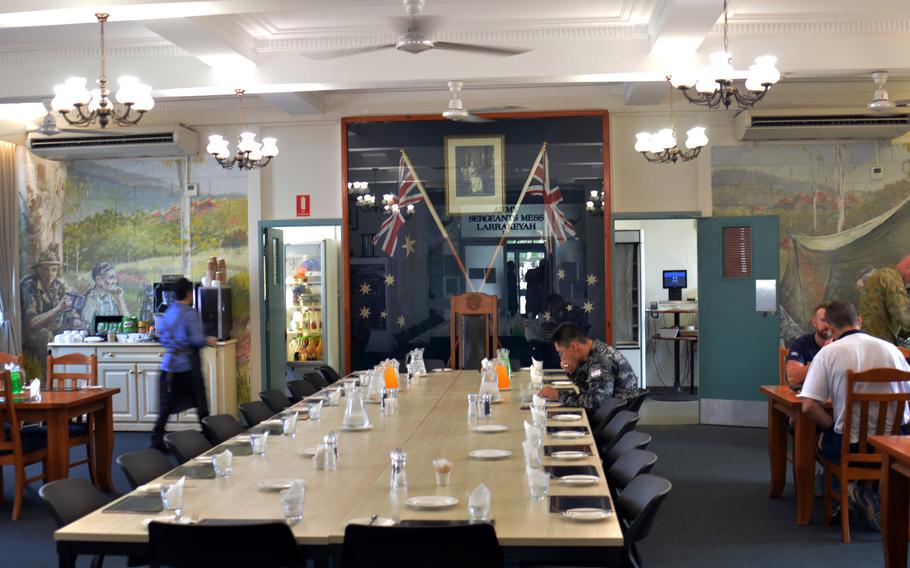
(340, 110, 613, 373)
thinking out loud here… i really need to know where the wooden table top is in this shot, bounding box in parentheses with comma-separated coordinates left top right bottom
(869, 435, 910, 460)
(10, 388, 120, 409)
(760, 385, 801, 404)
(55, 371, 622, 547)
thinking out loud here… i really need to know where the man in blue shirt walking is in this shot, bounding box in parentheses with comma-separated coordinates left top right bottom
(150, 277, 216, 451)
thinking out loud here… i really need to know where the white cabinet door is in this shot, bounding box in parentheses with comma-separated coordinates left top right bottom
(138, 365, 174, 424)
(97, 363, 138, 422)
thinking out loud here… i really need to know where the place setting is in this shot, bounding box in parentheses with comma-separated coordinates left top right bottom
(549, 495, 613, 523)
(544, 445, 594, 461)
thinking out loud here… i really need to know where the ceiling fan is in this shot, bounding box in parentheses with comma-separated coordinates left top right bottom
(31, 101, 108, 136)
(442, 81, 521, 123)
(867, 72, 910, 113)
(305, 0, 530, 60)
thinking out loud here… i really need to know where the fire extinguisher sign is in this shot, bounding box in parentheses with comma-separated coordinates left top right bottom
(296, 195, 311, 217)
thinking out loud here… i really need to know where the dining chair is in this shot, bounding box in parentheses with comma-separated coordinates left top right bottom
(604, 432, 653, 469)
(0, 370, 48, 520)
(303, 371, 329, 389)
(202, 414, 245, 444)
(117, 449, 174, 489)
(594, 410, 641, 458)
(46, 352, 99, 481)
(239, 401, 275, 428)
(615, 474, 673, 568)
(148, 521, 304, 568)
(606, 449, 658, 498)
(778, 345, 789, 386)
(260, 389, 291, 414)
(39, 477, 111, 568)
(822, 367, 910, 543)
(626, 389, 651, 413)
(0, 352, 24, 366)
(340, 523, 504, 568)
(286, 379, 317, 402)
(590, 398, 628, 433)
(318, 365, 342, 384)
(163, 430, 212, 464)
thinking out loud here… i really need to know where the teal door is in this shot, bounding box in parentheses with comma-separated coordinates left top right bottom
(262, 227, 285, 391)
(697, 216, 779, 426)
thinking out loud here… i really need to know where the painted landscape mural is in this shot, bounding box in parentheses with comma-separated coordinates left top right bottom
(712, 142, 910, 342)
(17, 151, 251, 403)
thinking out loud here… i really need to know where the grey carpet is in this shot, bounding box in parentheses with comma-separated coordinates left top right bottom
(0, 426, 887, 567)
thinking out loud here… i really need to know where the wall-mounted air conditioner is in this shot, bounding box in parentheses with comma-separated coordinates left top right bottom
(27, 125, 198, 160)
(734, 111, 910, 141)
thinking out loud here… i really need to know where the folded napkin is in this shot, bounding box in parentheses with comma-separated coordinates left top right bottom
(532, 394, 547, 410)
(283, 479, 305, 502)
(531, 358, 543, 370)
(468, 483, 491, 514)
(28, 379, 40, 399)
(214, 449, 232, 471)
(165, 476, 185, 505)
(530, 406, 547, 428)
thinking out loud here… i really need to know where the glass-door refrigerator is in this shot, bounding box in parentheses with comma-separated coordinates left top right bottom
(285, 242, 327, 365)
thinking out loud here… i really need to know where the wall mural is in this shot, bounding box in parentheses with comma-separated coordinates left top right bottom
(17, 151, 251, 403)
(712, 142, 910, 342)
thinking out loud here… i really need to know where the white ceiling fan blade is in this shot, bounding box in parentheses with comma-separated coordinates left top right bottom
(303, 44, 397, 60)
(471, 105, 524, 113)
(460, 113, 495, 123)
(433, 41, 529, 57)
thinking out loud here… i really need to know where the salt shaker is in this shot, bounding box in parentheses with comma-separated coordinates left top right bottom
(390, 448, 408, 491)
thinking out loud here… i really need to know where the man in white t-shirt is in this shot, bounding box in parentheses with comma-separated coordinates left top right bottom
(799, 300, 910, 530)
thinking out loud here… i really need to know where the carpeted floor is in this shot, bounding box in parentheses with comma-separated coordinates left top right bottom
(0, 426, 885, 567)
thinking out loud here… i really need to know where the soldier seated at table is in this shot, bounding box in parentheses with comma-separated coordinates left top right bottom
(785, 303, 831, 390)
(537, 322, 638, 411)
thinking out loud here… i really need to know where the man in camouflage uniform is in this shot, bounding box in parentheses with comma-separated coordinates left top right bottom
(859, 255, 910, 344)
(537, 322, 639, 411)
(20, 248, 83, 357)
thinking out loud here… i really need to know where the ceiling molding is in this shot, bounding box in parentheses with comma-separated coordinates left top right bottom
(152, 95, 273, 112)
(0, 43, 186, 65)
(323, 84, 627, 104)
(716, 19, 910, 35)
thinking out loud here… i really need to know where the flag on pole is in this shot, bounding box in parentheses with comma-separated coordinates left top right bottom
(373, 156, 423, 256)
(527, 150, 575, 251)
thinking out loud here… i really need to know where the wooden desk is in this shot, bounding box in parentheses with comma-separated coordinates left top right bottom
(55, 372, 621, 566)
(647, 308, 697, 395)
(759, 385, 818, 525)
(869, 435, 910, 568)
(14, 388, 120, 492)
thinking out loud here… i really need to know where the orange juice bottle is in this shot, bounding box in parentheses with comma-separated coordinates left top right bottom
(383, 364, 399, 389)
(495, 360, 510, 390)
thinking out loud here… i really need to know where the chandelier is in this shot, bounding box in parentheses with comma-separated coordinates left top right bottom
(382, 193, 415, 218)
(634, 84, 708, 164)
(667, 0, 780, 109)
(50, 13, 154, 128)
(206, 90, 279, 170)
(348, 181, 377, 209)
(586, 188, 606, 216)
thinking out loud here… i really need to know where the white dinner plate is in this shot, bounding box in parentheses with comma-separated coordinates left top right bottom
(551, 430, 586, 439)
(469, 449, 512, 460)
(260, 420, 282, 428)
(550, 451, 589, 461)
(256, 479, 302, 491)
(404, 496, 459, 510)
(471, 424, 509, 434)
(551, 381, 575, 388)
(341, 424, 373, 432)
(137, 483, 163, 495)
(550, 414, 583, 422)
(298, 447, 319, 457)
(142, 515, 196, 527)
(232, 435, 251, 443)
(562, 508, 611, 522)
(557, 475, 601, 487)
(347, 516, 396, 527)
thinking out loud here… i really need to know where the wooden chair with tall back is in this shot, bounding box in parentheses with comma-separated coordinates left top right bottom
(0, 352, 24, 367)
(779, 345, 789, 386)
(46, 352, 99, 482)
(822, 367, 910, 543)
(0, 370, 48, 520)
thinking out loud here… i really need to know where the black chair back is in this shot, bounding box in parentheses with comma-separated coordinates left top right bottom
(39, 478, 111, 527)
(591, 398, 628, 433)
(202, 414, 245, 444)
(595, 410, 640, 456)
(260, 389, 291, 413)
(239, 401, 275, 427)
(616, 474, 672, 567)
(287, 379, 318, 402)
(341, 523, 503, 568)
(303, 371, 329, 389)
(148, 521, 303, 568)
(163, 431, 212, 464)
(117, 449, 173, 489)
(627, 389, 651, 413)
(319, 365, 342, 384)
(604, 431, 653, 469)
(423, 359, 445, 371)
(606, 449, 658, 495)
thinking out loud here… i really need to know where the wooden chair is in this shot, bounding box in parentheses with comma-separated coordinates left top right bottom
(46, 353, 98, 482)
(0, 370, 48, 520)
(448, 293, 499, 369)
(0, 352, 24, 367)
(822, 367, 910, 543)
(779, 345, 789, 386)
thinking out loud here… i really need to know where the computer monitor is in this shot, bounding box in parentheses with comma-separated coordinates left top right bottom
(662, 270, 687, 301)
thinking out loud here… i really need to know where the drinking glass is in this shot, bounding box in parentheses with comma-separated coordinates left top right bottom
(213, 452, 233, 478)
(467, 499, 490, 522)
(280, 411, 298, 436)
(308, 400, 323, 421)
(160, 484, 184, 521)
(527, 467, 549, 501)
(523, 440, 543, 469)
(280, 487, 306, 526)
(250, 430, 269, 455)
(381, 388, 399, 416)
(519, 382, 533, 403)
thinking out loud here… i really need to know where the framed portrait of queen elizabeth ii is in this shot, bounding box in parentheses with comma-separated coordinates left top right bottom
(444, 134, 505, 215)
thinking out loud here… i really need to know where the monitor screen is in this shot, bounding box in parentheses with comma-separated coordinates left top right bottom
(662, 270, 687, 289)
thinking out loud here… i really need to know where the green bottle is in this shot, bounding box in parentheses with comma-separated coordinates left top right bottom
(10, 368, 23, 395)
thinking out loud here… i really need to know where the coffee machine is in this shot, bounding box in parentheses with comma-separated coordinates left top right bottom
(195, 285, 232, 340)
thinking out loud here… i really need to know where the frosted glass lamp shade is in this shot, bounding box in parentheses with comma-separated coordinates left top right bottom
(237, 132, 258, 153)
(685, 127, 709, 149)
(634, 132, 652, 153)
(260, 137, 279, 157)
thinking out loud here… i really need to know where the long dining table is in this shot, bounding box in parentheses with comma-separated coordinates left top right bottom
(54, 370, 622, 567)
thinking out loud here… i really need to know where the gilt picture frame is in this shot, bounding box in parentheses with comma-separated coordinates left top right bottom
(444, 135, 505, 215)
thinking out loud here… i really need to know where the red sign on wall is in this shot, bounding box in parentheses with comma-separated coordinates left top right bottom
(296, 194, 311, 217)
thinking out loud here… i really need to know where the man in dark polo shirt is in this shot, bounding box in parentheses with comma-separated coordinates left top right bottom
(785, 303, 831, 389)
